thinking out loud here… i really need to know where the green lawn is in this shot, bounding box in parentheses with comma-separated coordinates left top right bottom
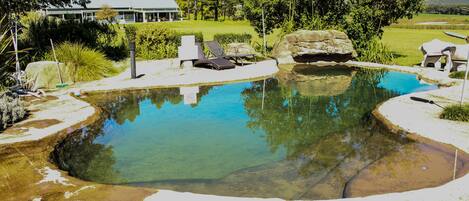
(382, 28, 469, 66)
(396, 13, 469, 25)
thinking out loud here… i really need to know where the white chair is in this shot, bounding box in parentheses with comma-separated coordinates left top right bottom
(178, 36, 198, 68)
(452, 44, 469, 71)
(420, 39, 456, 72)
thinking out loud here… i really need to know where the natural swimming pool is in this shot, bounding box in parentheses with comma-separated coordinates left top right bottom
(52, 66, 468, 199)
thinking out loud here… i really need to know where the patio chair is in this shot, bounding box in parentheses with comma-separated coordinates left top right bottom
(452, 44, 469, 71)
(205, 41, 256, 66)
(420, 39, 456, 72)
(194, 43, 236, 70)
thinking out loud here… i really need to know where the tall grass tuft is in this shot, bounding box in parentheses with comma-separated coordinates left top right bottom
(356, 38, 394, 64)
(0, 17, 15, 91)
(449, 71, 468, 79)
(45, 42, 117, 82)
(440, 104, 469, 122)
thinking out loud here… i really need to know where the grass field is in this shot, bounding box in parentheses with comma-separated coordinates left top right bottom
(382, 28, 469, 66)
(396, 14, 469, 25)
(156, 14, 469, 66)
(391, 14, 469, 30)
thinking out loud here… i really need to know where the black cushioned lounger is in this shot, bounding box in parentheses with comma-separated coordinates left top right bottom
(194, 44, 236, 70)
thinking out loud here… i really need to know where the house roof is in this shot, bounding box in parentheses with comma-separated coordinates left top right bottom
(49, 0, 179, 10)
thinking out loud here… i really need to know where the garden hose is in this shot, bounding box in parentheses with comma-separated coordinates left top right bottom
(410, 96, 444, 108)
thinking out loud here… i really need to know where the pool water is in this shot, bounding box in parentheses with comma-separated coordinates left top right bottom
(52, 67, 467, 199)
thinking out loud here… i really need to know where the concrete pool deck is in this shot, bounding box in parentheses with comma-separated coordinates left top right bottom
(0, 59, 468, 201)
(78, 59, 279, 93)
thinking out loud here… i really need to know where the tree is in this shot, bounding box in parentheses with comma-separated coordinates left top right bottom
(96, 4, 118, 23)
(243, 0, 423, 57)
(214, 0, 220, 21)
(1, 0, 90, 17)
(194, 0, 199, 20)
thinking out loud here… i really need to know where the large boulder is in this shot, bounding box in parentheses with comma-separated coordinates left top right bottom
(272, 30, 356, 64)
(25, 61, 71, 90)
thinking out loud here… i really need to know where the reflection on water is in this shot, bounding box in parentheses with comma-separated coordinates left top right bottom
(50, 67, 465, 200)
(180, 86, 200, 105)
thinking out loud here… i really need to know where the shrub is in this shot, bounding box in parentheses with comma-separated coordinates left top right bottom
(213, 33, 252, 45)
(20, 16, 127, 61)
(0, 93, 27, 130)
(132, 25, 203, 60)
(449, 71, 468, 79)
(97, 26, 129, 61)
(355, 38, 394, 64)
(44, 42, 117, 82)
(440, 104, 469, 122)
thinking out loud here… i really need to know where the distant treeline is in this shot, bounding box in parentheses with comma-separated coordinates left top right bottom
(424, 5, 469, 15)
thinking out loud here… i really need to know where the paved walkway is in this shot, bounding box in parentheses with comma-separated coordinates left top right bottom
(78, 59, 278, 93)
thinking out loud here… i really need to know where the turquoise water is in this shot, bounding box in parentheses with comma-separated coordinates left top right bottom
(52, 67, 439, 199)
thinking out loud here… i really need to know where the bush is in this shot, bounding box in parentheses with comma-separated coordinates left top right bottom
(132, 25, 203, 60)
(355, 38, 394, 64)
(97, 26, 129, 61)
(440, 104, 469, 122)
(20, 17, 127, 61)
(449, 71, 468, 79)
(44, 42, 117, 82)
(213, 33, 252, 45)
(0, 93, 27, 130)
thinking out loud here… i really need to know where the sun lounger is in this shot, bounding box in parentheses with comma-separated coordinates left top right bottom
(194, 43, 235, 70)
(205, 41, 256, 66)
(452, 44, 469, 70)
(420, 39, 456, 72)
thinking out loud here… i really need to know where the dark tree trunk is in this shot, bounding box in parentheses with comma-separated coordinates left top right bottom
(187, 0, 191, 20)
(214, 0, 219, 21)
(194, 0, 198, 20)
(200, 1, 204, 20)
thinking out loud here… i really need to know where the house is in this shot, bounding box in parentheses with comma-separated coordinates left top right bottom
(44, 0, 180, 23)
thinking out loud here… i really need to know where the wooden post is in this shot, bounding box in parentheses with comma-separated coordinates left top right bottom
(130, 42, 137, 79)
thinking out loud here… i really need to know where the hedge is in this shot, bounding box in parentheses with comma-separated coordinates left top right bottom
(213, 33, 252, 45)
(130, 25, 204, 60)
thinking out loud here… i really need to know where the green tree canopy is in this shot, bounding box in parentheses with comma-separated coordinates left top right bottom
(95, 4, 118, 23)
(243, 0, 424, 54)
(1, 0, 90, 17)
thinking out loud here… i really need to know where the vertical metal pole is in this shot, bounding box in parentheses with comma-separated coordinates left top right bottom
(262, 8, 266, 55)
(130, 42, 137, 79)
(262, 79, 266, 110)
(460, 44, 469, 106)
(12, 19, 21, 86)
